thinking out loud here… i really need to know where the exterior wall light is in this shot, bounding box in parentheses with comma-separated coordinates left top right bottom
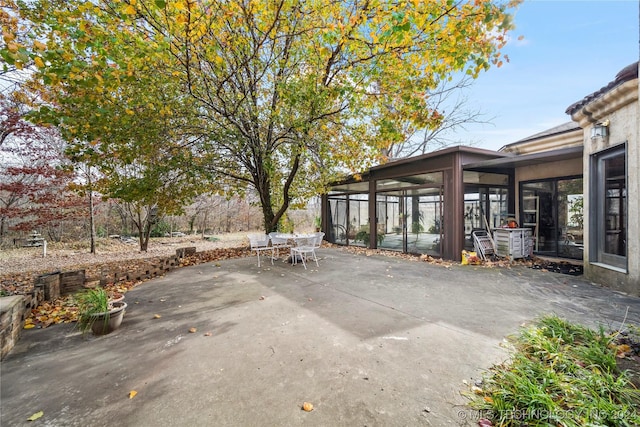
(590, 119, 610, 139)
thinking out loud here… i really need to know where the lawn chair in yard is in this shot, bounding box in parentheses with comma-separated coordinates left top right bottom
(290, 232, 324, 269)
(269, 232, 291, 260)
(248, 234, 273, 267)
(472, 230, 495, 260)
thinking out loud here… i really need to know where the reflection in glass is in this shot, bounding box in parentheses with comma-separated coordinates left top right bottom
(603, 154, 626, 256)
(463, 187, 508, 251)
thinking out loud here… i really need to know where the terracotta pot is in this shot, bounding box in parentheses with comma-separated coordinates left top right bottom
(90, 301, 127, 336)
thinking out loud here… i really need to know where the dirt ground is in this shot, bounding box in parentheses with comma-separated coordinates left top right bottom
(0, 232, 252, 296)
(0, 232, 248, 276)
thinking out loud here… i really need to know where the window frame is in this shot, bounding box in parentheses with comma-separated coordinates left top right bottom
(590, 143, 627, 270)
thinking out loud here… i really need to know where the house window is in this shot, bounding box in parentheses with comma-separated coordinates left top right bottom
(591, 144, 627, 269)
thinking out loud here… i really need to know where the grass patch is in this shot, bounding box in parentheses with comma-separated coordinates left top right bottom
(74, 287, 110, 334)
(469, 315, 640, 426)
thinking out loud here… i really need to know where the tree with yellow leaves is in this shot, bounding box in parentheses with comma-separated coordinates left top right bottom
(3, 0, 520, 233)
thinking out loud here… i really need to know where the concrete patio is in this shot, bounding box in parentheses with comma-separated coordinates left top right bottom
(2, 247, 639, 426)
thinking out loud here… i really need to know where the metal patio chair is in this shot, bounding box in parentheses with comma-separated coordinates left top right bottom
(268, 232, 291, 260)
(247, 234, 273, 267)
(290, 232, 324, 269)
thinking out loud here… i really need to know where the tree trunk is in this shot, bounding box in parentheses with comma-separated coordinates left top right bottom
(256, 152, 299, 234)
(88, 174, 96, 254)
(189, 214, 196, 234)
(256, 170, 279, 233)
(261, 203, 277, 233)
(134, 209, 148, 252)
(141, 223, 151, 252)
(225, 200, 231, 232)
(200, 211, 209, 238)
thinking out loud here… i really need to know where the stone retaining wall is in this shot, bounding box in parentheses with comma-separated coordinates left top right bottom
(1, 296, 26, 360)
(98, 254, 181, 285)
(0, 247, 196, 360)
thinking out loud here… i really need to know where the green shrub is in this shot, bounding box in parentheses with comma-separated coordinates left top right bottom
(151, 220, 171, 237)
(469, 315, 640, 426)
(96, 226, 107, 238)
(354, 226, 384, 246)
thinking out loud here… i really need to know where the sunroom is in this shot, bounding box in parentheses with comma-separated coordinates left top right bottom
(321, 146, 514, 261)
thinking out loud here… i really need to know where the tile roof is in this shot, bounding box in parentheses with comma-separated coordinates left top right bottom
(565, 61, 639, 116)
(507, 121, 581, 146)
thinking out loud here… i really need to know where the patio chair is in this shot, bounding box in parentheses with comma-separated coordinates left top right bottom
(247, 234, 273, 267)
(289, 232, 322, 269)
(313, 231, 325, 250)
(268, 232, 291, 260)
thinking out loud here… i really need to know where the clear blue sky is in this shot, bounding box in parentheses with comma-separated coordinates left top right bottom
(454, 0, 640, 151)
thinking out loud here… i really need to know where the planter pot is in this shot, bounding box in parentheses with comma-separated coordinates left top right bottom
(90, 301, 127, 336)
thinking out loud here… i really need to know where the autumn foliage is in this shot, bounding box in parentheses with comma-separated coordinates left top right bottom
(0, 95, 85, 242)
(2, 0, 522, 237)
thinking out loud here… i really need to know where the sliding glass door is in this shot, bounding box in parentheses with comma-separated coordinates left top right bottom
(521, 177, 583, 259)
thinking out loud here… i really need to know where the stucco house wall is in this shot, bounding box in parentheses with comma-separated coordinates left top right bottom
(568, 63, 639, 295)
(514, 158, 583, 183)
(497, 62, 638, 295)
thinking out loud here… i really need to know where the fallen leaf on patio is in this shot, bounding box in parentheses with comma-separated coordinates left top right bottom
(153, 314, 161, 319)
(129, 390, 137, 399)
(302, 402, 314, 412)
(615, 344, 631, 357)
(189, 327, 197, 333)
(27, 411, 43, 421)
(1, 247, 252, 330)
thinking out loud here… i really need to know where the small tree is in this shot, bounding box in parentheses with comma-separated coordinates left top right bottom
(0, 96, 84, 243)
